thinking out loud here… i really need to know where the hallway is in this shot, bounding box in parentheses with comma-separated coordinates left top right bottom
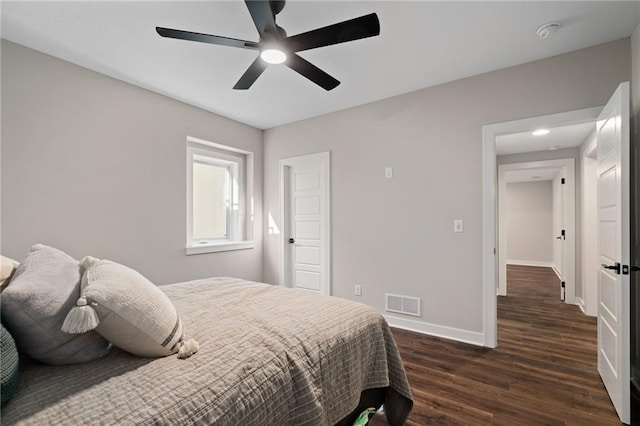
(393, 265, 621, 425)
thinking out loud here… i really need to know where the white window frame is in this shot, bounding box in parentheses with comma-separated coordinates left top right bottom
(186, 136, 255, 255)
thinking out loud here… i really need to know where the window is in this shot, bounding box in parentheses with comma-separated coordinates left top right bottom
(186, 137, 254, 254)
(192, 158, 232, 240)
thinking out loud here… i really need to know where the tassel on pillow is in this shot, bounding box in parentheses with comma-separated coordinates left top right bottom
(61, 297, 100, 334)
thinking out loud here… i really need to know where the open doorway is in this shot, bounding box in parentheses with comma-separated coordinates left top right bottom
(497, 159, 575, 302)
(481, 106, 601, 347)
(483, 84, 632, 424)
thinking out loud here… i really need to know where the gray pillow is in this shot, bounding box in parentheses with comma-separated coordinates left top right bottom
(0, 244, 111, 365)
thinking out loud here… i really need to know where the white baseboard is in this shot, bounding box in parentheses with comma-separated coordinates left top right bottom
(384, 315, 485, 347)
(506, 259, 553, 268)
(574, 297, 598, 317)
(551, 264, 563, 281)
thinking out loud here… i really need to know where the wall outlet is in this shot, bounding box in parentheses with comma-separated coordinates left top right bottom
(354, 284, 362, 296)
(385, 167, 393, 179)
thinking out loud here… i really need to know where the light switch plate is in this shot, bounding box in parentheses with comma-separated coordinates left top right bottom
(454, 219, 464, 233)
(385, 167, 393, 179)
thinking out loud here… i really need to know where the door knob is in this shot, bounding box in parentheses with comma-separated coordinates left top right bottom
(602, 262, 621, 274)
(288, 238, 295, 244)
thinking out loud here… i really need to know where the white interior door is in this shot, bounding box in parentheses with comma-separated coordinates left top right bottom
(552, 169, 565, 286)
(280, 152, 330, 295)
(597, 81, 630, 424)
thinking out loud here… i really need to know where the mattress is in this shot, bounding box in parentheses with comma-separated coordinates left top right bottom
(2, 277, 413, 425)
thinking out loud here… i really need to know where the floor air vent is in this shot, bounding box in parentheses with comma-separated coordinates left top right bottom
(385, 293, 421, 317)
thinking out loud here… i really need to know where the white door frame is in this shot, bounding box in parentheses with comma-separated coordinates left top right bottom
(581, 139, 599, 316)
(482, 106, 602, 347)
(279, 152, 331, 295)
(497, 159, 575, 300)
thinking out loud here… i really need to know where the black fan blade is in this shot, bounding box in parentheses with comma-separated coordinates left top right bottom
(285, 13, 380, 52)
(270, 0, 285, 15)
(233, 57, 269, 90)
(286, 54, 340, 91)
(245, 0, 278, 38)
(156, 27, 259, 50)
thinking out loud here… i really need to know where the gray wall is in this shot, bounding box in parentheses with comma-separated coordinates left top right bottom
(263, 38, 630, 335)
(1, 40, 264, 285)
(506, 181, 553, 264)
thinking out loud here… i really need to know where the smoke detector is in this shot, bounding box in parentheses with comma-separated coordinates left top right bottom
(536, 22, 560, 39)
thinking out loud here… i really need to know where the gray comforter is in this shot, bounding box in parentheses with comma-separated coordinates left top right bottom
(2, 277, 413, 425)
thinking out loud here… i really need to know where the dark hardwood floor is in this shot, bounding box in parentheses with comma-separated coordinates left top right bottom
(391, 265, 621, 425)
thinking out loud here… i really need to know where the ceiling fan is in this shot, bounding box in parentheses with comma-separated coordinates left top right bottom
(156, 0, 380, 91)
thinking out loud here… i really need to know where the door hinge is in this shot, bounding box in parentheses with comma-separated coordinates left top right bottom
(561, 229, 565, 240)
(561, 281, 566, 301)
(561, 178, 565, 184)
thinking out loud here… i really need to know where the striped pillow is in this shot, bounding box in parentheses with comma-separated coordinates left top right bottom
(1, 324, 19, 406)
(64, 257, 185, 357)
(0, 256, 18, 292)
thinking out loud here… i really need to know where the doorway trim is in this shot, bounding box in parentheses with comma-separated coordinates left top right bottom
(482, 106, 602, 348)
(278, 151, 331, 295)
(497, 158, 576, 301)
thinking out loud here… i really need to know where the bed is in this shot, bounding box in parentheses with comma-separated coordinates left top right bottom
(2, 277, 413, 425)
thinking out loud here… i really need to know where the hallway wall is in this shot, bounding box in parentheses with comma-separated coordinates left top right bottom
(506, 181, 553, 266)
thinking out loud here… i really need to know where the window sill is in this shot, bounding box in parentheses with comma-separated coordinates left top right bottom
(185, 241, 255, 255)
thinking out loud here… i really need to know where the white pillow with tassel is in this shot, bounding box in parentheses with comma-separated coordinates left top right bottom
(62, 257, 198, 359)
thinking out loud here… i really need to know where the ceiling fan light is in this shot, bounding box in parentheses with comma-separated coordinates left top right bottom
(260, 49, 287, 64)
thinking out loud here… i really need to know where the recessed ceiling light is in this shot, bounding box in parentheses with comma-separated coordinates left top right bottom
(532, 176, 542, 179)
(260, 48, 287, 64)
(532, 129, 550, 136)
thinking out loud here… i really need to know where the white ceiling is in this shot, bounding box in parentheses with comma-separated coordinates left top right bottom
(496, 120, 596, 156)
(2, 1, 639, 129)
